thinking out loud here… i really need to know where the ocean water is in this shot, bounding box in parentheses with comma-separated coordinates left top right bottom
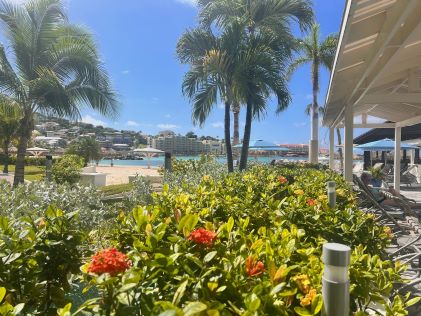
(99, 155, 311, 167)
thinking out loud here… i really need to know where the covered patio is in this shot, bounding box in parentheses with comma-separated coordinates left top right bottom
(324, 0, 421, 193)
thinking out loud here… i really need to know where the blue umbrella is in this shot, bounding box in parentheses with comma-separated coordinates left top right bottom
(356, 138, 419, 151)
(233, 139, 288, 151)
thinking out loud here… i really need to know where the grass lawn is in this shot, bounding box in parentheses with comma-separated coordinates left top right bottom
(0, 165, 45, 181)
(99, 183, 133, 196)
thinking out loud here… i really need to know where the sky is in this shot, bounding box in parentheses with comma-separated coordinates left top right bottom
(3, 0, 347, 147)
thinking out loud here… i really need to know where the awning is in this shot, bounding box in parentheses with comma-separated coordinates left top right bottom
(356, 138, 419, 151)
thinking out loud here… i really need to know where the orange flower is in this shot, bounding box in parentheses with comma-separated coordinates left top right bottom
(278, 176, 288, 184)
(188, 228, 217, 247)
(294, 274, 311, 293)
(245, 256, 265, 277)
(300, 288, 317, 306)
(306, 199, 316, 206)
(88, 248, 131, 276)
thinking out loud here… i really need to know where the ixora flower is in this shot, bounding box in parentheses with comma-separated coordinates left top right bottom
(306, 198, 317, 206)
(294, 274, 311, 294)
(245, 256, 265, 277)
(300, 288, 317, 307)
(87, 248, 131, 276)
(278, 176, 288, 184)
(188, 228, 217, 247)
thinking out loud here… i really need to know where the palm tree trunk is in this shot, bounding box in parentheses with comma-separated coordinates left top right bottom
(224, 101, 234, 172)
(3, 139, 10, 174)
(232, 102, 240, 145)
(336, 127, 344, 171)
(13, 113, 32, 186)
(309, 62, 319, 163)
(239, 100, 252, 171)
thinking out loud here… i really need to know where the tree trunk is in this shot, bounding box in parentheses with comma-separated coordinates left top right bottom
(336, 127, 344, 171)
(232, 102, 240, 145)
(239, 100, 252, 171)
(3, 139, 10, 174)
(224, 101, 234, 172)
(13, 113, 33, 186)
(309, 62, 319, 163)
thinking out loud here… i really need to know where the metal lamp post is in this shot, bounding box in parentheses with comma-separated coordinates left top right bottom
(322, 243, 351, 316)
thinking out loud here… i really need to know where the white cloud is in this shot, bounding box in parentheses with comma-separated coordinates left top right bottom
(81, 115, 106, 127)
(175, 0, 197, 6)
(211, 121, 224, 128)
(126, 120, 139, 127)
(121, 70, 130, 75)
(157, 124, 180, 129)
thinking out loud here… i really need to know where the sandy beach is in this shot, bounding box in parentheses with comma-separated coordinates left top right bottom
(96, 165, 160, 185)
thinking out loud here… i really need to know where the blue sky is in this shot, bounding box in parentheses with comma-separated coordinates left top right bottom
(5, 0, 347, 147)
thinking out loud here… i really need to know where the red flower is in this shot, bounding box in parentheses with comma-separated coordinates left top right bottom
(278, 176, 288, 184)
(188, 228, 217, 247)
(245, 256, 265, 277)
(306, 199, 317, 206)
(88, 248, 131, 276)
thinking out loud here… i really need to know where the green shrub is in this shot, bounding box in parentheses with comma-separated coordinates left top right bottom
(52, 154, 84, 184)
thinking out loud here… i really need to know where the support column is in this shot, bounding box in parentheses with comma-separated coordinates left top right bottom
(329, 128, 335, 170)
(394, 127, 401, 193)
(410, 150, 415, 165)
(344, 104, 354, 182)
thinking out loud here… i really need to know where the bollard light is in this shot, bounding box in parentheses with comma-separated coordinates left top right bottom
(322, 243, 351, 316)
(327, 181, 336, 209)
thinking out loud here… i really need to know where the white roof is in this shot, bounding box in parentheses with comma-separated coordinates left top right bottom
(324, 0, 421, 128)
(133, 147, 164, 154)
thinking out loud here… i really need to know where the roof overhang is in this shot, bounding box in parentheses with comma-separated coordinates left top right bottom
(324, 0, 421, 128)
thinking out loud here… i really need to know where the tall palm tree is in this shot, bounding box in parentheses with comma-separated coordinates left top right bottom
(288, 23, 337, 163)
(0, 95, 21, 174)
(177, 25, 244, 172)
(0, 0, 118, 185)
(198, 0, 313, 170)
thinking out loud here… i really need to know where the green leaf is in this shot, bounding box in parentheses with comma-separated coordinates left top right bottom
(270, 283, 285, 295)
(406, 296, 421, 307)
(183, 302, 207, 316)
(293, 307, 312, 316)
(178, 214, 198, 237)
(245, 293, 261, 312)
(0, 287, 5, 302)
(226, 217, 234, 233)
(203, 251, 217, 263)
(13, 303, 25, 314)
(311, 294, 323, 314)
(172, 280, 188, 305)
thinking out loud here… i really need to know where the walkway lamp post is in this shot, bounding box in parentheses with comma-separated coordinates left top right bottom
(322, 243, 351, 316)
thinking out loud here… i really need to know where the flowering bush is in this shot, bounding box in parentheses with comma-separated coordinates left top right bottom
(1, 162, 419, 315)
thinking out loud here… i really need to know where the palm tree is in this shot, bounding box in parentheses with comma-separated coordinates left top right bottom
(0, 95, 21, 174)
(288, 23, 337, 163)
(198, 0, 313, 170)
(0, 0, 118, 185)
(177, 25, 244, 172)
(66, 136, 102, 166)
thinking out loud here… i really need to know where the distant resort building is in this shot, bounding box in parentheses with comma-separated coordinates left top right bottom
(278, 144, 309, 156)
(152, 132, 225, 155)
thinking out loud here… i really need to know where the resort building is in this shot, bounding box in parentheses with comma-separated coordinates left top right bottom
(151, 133, 224, 155)
(324, 0, 421, 191)
(278, 144, 309, 155)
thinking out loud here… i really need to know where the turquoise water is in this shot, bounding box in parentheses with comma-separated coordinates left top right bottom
(99, 155, 310, 167)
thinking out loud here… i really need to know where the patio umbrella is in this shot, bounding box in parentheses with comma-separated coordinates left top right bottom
(355, 138, 419, 151)
(133, 147, 164, 168)
(26, 147, 49, 157)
